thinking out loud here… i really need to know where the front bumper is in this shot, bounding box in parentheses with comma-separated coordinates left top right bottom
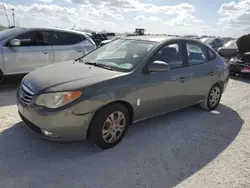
(17, 100, 94, 141)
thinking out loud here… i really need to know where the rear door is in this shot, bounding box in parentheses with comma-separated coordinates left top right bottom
(51, 31, 90, 63)
(2, 30, 53, 74)
(184, 41, 218, 104)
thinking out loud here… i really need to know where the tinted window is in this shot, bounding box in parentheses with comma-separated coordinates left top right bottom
(12, 31, 51, 46)
(186, 42, 208, 66)
(215, 39, 223, 45)
(56, 32, 85, 45)
(151, 43, 183, 69)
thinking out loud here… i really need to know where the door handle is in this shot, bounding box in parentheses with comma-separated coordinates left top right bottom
(77, 50, 82, 53)
(42, 50, 50, 54)
(179, 76, 187, 82)
(208, 71, 215, 76)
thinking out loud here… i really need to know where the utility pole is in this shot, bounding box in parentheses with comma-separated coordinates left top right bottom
(11, 8, 15, 27)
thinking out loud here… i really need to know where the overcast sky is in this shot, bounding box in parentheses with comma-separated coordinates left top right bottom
(1, 0, 249, 37)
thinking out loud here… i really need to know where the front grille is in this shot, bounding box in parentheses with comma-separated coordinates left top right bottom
(19, 84, 34, 105)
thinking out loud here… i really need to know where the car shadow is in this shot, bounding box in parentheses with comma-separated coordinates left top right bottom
(0, 104, 243, 188)
(230, 74, 250, 84)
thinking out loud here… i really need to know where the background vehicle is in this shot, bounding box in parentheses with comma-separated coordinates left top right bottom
(90, 33, 108, 46)
(17, 36, 229, 149)
(201, 38, 224, 50)
(127, 28, 146, 36)
(218, 40, 238, 60)
(99, 37, 122, 46)
(0, 27, 96, 84)
(229, 34, 250, 75)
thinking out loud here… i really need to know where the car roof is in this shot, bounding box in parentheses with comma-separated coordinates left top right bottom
(123, 35, 201, 43)
(26, 27, 88, 36)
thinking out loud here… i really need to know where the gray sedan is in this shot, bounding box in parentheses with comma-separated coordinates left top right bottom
(17, 36, 229, 149)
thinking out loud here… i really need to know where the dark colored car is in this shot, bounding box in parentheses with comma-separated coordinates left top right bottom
(201, 38, 224, 51)
(229, 34, 250, 75)
(90, 33, 108, 46)
(17, 36, 229, 149)
(218, 40, 237, 60)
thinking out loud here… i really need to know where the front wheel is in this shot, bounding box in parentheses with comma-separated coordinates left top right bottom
(200, 84, 222, 111)
(88, 103, 130, 149)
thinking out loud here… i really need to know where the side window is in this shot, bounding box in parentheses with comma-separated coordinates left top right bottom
(49, 32, 61, 45)
(186, 42, 208, 66)
(57, 32, 84, 45)
(208, 48, 216, 60)
(215, 39, 223, 45)
(12, 31, 50, 46)
(151, 43, 183, 69)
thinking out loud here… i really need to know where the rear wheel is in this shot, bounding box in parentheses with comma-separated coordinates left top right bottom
(0, 71, 4, 85)
(88, 103, 129, 149)
(200, 84, 222, 111)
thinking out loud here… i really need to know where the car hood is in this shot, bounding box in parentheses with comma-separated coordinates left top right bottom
(22, 61, 125, 93)
(237, 34, 250, 54)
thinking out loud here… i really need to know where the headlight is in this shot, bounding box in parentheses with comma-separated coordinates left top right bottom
(35, 91, 82, 108)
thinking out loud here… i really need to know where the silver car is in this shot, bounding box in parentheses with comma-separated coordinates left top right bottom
(0, 27, 96, 84)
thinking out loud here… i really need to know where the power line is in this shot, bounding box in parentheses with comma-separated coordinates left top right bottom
(2, 0, 10, 27)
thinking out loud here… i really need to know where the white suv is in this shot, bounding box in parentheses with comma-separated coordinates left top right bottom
(0, 27, 96, 84)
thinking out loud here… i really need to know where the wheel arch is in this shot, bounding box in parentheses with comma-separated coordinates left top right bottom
(86, 100, 134, 139)
(214, 80, 224, 91)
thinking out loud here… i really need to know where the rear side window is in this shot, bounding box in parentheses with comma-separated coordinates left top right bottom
(151, 43, 183, 69)
(186, 42, 208, 66)
(207, 48, 216, 60)
(52, 32, 85, 45)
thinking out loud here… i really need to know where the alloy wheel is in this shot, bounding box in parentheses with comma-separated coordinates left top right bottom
(209, 87, 221, 107)
(102, 111, 126, 143)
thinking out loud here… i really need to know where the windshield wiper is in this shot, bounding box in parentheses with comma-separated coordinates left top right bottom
(85, 62, 115, 71)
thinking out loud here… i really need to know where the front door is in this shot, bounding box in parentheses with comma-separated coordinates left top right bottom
(2, 30, 53, 75)
(135, 42, 191, 120)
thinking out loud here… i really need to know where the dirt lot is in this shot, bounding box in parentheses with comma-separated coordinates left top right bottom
(0, 76, 250, 188)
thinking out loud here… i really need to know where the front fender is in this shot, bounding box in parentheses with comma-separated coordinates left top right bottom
(71, 91, 119, 115)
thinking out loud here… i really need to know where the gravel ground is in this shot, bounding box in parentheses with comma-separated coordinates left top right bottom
(0, 76, 250, 188)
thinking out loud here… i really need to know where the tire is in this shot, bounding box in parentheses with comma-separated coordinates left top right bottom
(200, 84, 222, 111)
(0, 71, 4, 85)
(88, 103, 130, 149)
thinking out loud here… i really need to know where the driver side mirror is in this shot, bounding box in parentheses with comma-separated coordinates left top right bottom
(9, 39, 21, 47)
(147, 61, 170, 72)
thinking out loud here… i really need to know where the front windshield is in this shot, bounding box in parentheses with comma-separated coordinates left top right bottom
(201, 38, 214, 44)
(80, 39, 157, 72)
(224, 40, 237, 48)
(0, 28, 24, 40)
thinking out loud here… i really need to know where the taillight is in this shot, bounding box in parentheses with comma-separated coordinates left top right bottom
(226, 59, 230, 67)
